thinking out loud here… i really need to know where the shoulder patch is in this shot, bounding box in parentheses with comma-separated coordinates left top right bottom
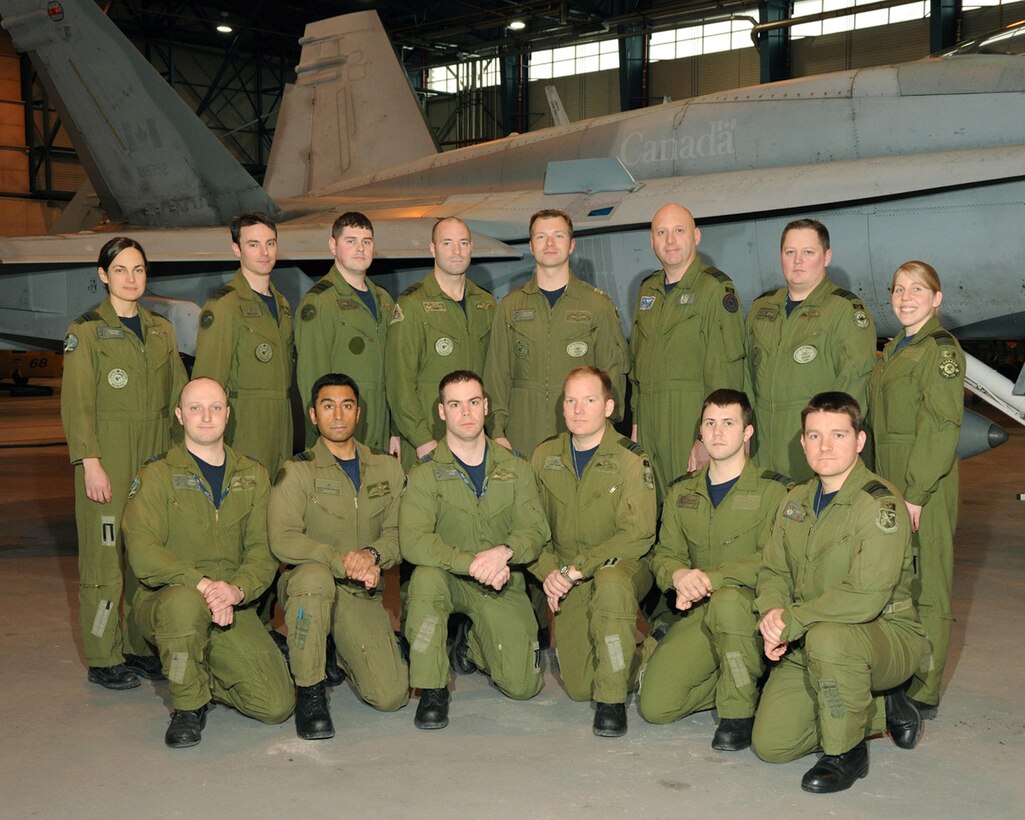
(400, 281, 423, 297)
(390, 303, 405, 324)
(760, 470, 793, 487)
(199, 309, 215, 329)
(63, 333, 79, 353)
(272, 467, 288, 486)
(861, 480, 892, 500)
(722, 288, 739, 314)
(300, 304, 317, 321)
(127, 476, 141, 499)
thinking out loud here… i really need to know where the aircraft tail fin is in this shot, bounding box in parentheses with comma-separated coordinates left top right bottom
(264, 11, 437, 200)
(0, 0, 277, 227)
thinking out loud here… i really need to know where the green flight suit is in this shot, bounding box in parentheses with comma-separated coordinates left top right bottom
(745, 278, 876, 481)
(124, 444, 295, 722)
(193, 270, 295, 476)
(529, 425, 657, 703)
(484, 273, 630, 456)
(630, 255, 746, 500)
(385, 273, 496, 470)
(639, 461, 790, 724)
(400, 439, 550, 699)
(866, 315, 964, 706)
(752, 460, 926, 761)
(61, 300, 187, 667)
(268, 438, 408, 711)
(295, 267, 395, 451)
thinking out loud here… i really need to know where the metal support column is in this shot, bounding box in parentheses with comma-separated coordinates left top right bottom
(500, 50, 529, 136)
(930, 0, 960, 53)
(619, 24, 647, 111)
(758, 0, 790, 83)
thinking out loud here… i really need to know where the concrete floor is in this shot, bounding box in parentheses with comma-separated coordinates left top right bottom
(1, 381, 1023, 819)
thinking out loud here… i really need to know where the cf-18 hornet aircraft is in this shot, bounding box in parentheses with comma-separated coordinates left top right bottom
(0, 0, 1022, 456)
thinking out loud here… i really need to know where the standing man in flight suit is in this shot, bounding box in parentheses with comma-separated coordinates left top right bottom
(193, 211, 295, 477)
(638, 389, 790, 751)
(386, 217, 495, 470)
(269, 373, 408, 741)
(744, 219, 876, 481)
(124, 378, 295, 748)
(530, 366, 657, 738)
(752, 392, 925, 793)
(485, 208, 629, 457)
(400, 370, 550, 730)
(630, 204, 745, 500)
(295, 212, 397, 454)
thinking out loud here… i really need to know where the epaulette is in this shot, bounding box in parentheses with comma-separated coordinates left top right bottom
(832, 287, 865, 307)
(292, 450, 315, 462)
(930, 328, 957, 347)
(861, 479, 892, 499)
(538, 433, 561, 446)
(617, 435, 644, 455)
(755, 287, 780, 301)
(148, 310, 169, 322)
(668, 469, 698, 488)
(641, 270, 661, 285)
(400, 281, 423, 297)
(145, 453, 166, 464)
(707, 267, 733, 285)
(208, 284, 235, 301)
(307, 280, 332, 297)
(760, 470, 793, 487)
(368, 446, 388, 457)
(73, 309, 103, 324)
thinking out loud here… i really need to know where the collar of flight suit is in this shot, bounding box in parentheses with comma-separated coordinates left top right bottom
(311, 435, 376, 473)
(96, 297, 157, 336)
(164, 441, 247, 494)
(420, 270, 485, 303)
(769, 275, 840, 308)
(794, 457, 876, 516)
(888, 312, 944, 352)
(229, 268, 286, 312)
(520, 271, 583, 297)
(323, 265, 381, 311)
(653, 252, 709, 294)
(686, 457, 761, 505)
(554, 421, 625, 469)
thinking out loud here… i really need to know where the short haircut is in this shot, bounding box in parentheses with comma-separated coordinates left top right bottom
(230, 211, 277, 245)
(438, 369, 484, 401)
(97, 236, 147, 272)
(431, 216, 470, 245)
(529, 208, 573, 238)
(801, 391, 863, 434)
(892, 260, 941, 293)
(332, 211, 374, 239)
(564, 365, 612, 402)
(310, 373, 360, 408)
(702, 388, 753, 427)
(781, 218, 829, 252)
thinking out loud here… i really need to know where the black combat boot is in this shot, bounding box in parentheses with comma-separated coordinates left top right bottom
(324, 635, 346, 687)
(88, 664, 140, 690)
(593, 702, 627, 737)
(123, 653, 165, 681)
(165, 703, 210, 748)
(800, 740, 869, 793)
(885, 686, 923, 749)
(449, 615, 477, 674)
(295, 683, 335, 739)
(711, 717, 754, 751)
(414, 687, 450, 729)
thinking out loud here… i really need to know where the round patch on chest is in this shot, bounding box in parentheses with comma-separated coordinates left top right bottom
(349, 336, 366, 355)
(514, 340, 529, 359)
(107, 368, 128, 389)
(793, 344, 818, 364)
(255, 342, 274, 362)
(566, 341, 589, 358)
(435, 337, 454, 356)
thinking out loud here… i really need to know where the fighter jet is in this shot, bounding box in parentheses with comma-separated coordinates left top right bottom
(0, 0, 1021, 456)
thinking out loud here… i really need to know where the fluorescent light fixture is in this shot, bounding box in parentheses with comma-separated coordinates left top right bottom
(216, 23, 232, 33)
(508, 20, 526, 31)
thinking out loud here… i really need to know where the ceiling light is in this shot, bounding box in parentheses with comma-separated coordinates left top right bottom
(216, 24, 232, 33)
(508, 20, 526, 31)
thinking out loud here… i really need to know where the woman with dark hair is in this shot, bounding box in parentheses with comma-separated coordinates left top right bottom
(866, 260, 965, 719)
(61, 236, 188, 689)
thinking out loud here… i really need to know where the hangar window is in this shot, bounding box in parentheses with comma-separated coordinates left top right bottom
(791, 0, 929, 38)
(427, 59, 500, 93)
(648, 11, 759, 59)
(529, 40, 620, 80)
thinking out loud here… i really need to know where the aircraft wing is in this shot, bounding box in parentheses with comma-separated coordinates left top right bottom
(0, 219, 523, 265)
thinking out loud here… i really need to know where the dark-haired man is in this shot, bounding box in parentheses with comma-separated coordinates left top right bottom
(124, 378, 295, 748)
(296, 213, 397, 453)
(269, 373, 408, 740)
(745, 219, 876, 481)
(639, 389, 790, 751)
(193, 212, 294, 477)
(753, 392, 925, 793)
(400, 370, 550, 730)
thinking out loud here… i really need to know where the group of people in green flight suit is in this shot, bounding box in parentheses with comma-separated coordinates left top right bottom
(61, 202, 964, 790)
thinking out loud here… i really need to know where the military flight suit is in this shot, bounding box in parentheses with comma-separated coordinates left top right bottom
(866, 315, 964, 707)
(751, 460, 926, 761)
(269, 438, 408, 711)
(745, 278, 876, 481)
(61, 300, 187, 667)
(400, 439, 550, 699)
(193, 270, 294, 476)
(630, 255, 746, 500)
(295, 266, 395, 450)
(385, 273, 496, 469)
(639, 461, 790, 724)
(123, 444, 295, 722)
(529, 424, 657, 704)
(484, 273, 630, 456)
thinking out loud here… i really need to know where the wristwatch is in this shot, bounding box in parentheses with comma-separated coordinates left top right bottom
(559, 565, 581, 585)
(366, 546, 382, 566)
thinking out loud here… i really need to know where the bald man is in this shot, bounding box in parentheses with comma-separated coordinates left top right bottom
(630, 204, 746, 501)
